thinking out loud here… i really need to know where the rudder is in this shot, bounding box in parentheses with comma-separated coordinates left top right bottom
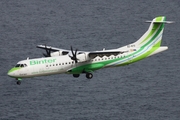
(134, 16, 166, 48)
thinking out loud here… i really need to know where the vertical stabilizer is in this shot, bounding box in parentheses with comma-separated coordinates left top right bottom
(134, 16, 166, 48)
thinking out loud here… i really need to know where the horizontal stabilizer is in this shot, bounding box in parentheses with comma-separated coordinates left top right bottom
(145, 20, 174, 24)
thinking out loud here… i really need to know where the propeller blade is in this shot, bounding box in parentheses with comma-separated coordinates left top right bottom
(74, 49, 78, 63)
(43, 44, 51, 57)
(70, 46, 78, 63)
(48, 47, 51, 56)
(71, 46, 75, 56)
(43, 53, 49, 57)
(75, 49, 78, 56)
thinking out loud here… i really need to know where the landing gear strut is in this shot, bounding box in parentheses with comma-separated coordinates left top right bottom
(86, 73, 93, 79)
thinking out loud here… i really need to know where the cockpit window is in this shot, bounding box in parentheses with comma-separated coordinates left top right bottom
(15, 64, 27, 68)
(15, 64, 21, 67)
(20, 64, 24, 67)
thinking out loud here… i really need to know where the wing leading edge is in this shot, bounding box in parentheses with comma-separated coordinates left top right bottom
(37, 45, 69, 52)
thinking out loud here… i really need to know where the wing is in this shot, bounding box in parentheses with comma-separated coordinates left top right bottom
(37, 45, 69, 52)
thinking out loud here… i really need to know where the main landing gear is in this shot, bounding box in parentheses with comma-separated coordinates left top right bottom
(73, 73, 93, 79)
(73, 74, 80, 78)
(86, 73, 93, 79)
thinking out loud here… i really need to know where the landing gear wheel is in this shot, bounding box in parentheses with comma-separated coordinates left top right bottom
(86, 73, 93, 79)
(17, 81, 21, 85)
(73, 74, 80, 78)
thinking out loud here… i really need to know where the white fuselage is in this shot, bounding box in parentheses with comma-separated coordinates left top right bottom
(8, 46, 168, 79)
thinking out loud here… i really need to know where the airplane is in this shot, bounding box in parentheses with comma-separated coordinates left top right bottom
(7, 16, 173, 85)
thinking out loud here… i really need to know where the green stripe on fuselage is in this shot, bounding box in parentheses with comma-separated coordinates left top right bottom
(69, 55, 130, 74)
(119, 40, 161, 65)
(69, 39, 161, 74)
(69, 63, 104, 74)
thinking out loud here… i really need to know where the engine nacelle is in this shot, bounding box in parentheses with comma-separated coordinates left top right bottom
(76, 52, 90, 62)
(50, 51, 69, 57)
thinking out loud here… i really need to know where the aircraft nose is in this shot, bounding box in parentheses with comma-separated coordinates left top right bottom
(7, 67, 19, 77)
(7, 71, 11, 76)
(7, 69, 14, 77)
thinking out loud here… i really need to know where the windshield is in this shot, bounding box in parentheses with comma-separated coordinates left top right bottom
(15, 64, 27, 68)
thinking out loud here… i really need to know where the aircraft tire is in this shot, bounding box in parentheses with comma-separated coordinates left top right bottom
(17, 81, 21, 85)
(73, 74, 80, 78)
(86, 73, 93, 79)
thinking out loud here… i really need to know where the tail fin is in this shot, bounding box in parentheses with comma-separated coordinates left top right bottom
(134, 16, 172, 48)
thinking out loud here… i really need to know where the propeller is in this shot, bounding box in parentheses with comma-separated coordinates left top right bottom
(69, 46, 78, 63)
(43, 44, 52, 57)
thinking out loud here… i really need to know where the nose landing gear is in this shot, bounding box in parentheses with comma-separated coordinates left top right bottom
(17, 80, 21, 85)
(16, 78, 22, 85)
